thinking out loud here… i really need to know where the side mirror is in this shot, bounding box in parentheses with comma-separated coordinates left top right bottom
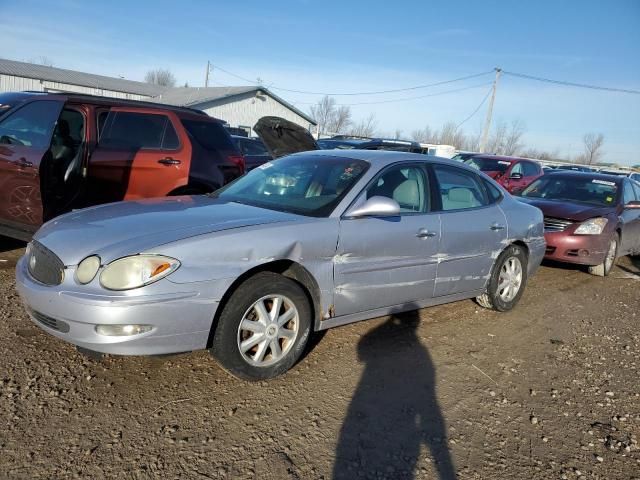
(625, 200, 640, 209)
(345, 196, 401, 218)
(510, 172, 523, 180)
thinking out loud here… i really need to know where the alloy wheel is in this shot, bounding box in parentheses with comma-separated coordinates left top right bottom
(498, 256, 523, 302)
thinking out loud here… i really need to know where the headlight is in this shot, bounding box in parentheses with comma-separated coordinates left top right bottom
(99, 255, 180, 290)
(574, 217, 608, 235)
(75, 255, 101, 284)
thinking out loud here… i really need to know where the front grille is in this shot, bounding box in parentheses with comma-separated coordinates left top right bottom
(29, 309, 70, 333)
(544, 217, 574, 233)
(27, 241, 64, 286)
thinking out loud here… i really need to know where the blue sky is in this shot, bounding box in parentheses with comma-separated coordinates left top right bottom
(1, 0, 639, 164)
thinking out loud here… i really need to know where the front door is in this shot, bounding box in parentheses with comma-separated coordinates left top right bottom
(431, 164, 508, 296)
(620, 180, 640, 255)
(0, 99, 64, 234)
(334, 164, 441, 316)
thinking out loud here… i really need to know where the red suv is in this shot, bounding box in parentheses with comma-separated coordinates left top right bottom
(0, 92, 244, 240)
(464, 155, 543, 194)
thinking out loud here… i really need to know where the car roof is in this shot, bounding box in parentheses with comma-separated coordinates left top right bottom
(290, 148, 469, 169)
(3, 91, 214, 119)
(542, 170, 625, 183)
(472, 154, 537, 163)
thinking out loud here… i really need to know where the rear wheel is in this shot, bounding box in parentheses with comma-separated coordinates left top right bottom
(588, 234, 618, 277)
(211, 272, 312, 381)
(477, 244, 528, 312)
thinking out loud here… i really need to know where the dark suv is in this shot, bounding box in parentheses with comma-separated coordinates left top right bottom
(0, 92, 244, 240)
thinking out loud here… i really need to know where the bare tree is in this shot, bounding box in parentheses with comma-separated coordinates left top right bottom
(501, 119, 526, 155)
(350, 113, 378, 137)
(327, 106, 352, 135)
(28, 56, 54, 67)
(393, 129, 404, 140)
(411, 125, 434, 143)
(583, 133, 605, 165)
(145, 68, 177, 87)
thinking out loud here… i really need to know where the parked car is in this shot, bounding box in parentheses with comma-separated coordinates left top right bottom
(231, 135, 271, 170)
(555, 165, 596, 173)
(17, 150, 545, 380)
(0, 92, 244, 240)
(319, 136, 423, 153)
(418, 143, 456, 158)
(451, 151, 482, 162)
(597, 168, 640, 183)
(464, 155, 544, 194)
(518, 171, 640, 276)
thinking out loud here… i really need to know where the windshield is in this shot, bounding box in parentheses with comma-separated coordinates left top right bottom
(215, 154, 369, 217)
(521, 176, 619, 207)
(464, 157, 511, 173)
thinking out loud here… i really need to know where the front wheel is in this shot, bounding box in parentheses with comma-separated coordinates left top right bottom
(477, 244, 528, 312)
(588, 234, 618, 277)
(211, 272, 312, 381)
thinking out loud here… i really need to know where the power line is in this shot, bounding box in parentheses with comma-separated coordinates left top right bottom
(270, 71, 494, 96)
(294, 82, 493, 106)
(210, 62, 494, 96)
(456, 86, 493, 129)
(502, 70, 640, 95)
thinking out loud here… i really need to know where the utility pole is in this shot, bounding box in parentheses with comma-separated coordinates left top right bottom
(205, 60, 211, 87)
(479, 67, 502, 153)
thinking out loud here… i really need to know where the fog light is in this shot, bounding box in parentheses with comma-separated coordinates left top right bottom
(578, 249, 590, 257)
(95, 324, 152, 337)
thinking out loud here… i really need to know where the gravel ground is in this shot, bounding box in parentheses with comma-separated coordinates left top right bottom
(0, 237, 638, 479)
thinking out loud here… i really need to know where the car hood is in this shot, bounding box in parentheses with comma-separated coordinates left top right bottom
(517, 197, 615, 221)
(34, 196, 299, 265)
(254, 116, 319, 158)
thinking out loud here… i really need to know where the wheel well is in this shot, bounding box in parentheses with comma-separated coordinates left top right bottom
(205, 260, 322, 349)
(511, 240, 529, 257)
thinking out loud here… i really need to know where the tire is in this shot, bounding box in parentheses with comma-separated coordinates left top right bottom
(210, 272, 312, 381)
(588, 234, 618, 277)
(477, 244, 528, 312)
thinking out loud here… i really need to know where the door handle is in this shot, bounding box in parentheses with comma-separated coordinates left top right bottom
(490, 223, 506, 231)
(158, 157, 181, 165)
(16, 157, 33, 168)
(416, 228, 437, 238)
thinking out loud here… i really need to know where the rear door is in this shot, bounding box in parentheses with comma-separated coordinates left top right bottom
(87, 108, 190, 204)
(334, 163, 441, 315)
(432, 164, 508, 296)
(0, 99, 64, 234)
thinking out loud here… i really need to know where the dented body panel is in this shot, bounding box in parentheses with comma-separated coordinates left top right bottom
(16, 150, 545, 356)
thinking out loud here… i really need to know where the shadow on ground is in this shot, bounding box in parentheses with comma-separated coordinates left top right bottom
(333, 307, 456, 480)
(0, 235, 25, 254)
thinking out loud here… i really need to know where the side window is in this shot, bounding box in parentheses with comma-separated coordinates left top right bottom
(96, 110, 109, 139)
(100, 112, 168, 150)
(433, 165, 488, 211)
(510, 162, 523, 176)
(523, 162, 540, 176)
(483, 179, 503, 203)
(623, 181, 636, 205)
(162, 121, 180, 149)
(632, 181, 640, 201)
(0, 100, 61, 149)
(366, 165, 429, 213)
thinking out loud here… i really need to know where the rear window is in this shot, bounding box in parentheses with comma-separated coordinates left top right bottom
(239, 138, 269, 156)
(182, 119, 235, 151)
(521, 176, 619, 207)
(464, 157, 511, 173)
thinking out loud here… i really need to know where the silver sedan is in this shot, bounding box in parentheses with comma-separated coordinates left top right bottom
(16, 150, 545, 380)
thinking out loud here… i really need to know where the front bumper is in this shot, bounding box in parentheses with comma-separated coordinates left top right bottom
(544, 231, 609, 266)
(15, 257, 224, 355)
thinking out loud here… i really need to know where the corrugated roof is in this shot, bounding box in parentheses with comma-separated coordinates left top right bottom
(152, 86, 316, 125)
(0, 58, 168, 97)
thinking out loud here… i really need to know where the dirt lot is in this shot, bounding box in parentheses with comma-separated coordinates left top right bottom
(0, 237, 638, 480)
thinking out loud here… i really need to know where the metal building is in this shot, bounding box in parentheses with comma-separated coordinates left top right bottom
(0, 58, 316, 133)
(152, 86, 316, 135)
